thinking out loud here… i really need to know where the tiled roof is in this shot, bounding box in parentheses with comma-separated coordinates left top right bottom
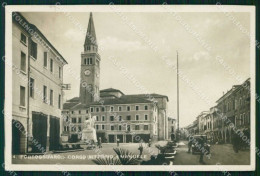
(63, 89, 165, 109)
(67, 97, 79, 102)
(90, 96, 153, 106)
(70, 103, 88, 110)
(100, 88, 124, 95)
(63, 102, 79, 110)
(100, 92, 117, 98)
(123, 93, 169, 101)
(216, 78, 250, 103)
(15, 13, 68, 64)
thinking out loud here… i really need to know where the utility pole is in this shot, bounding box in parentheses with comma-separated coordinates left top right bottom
(177, 51, 180, 141)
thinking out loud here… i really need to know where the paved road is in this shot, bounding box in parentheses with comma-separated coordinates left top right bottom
(173, 141, 250, 165)
(12, 140, 250, 165)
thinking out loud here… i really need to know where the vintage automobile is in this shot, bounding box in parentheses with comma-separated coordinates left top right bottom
(190, 135, 210, 155)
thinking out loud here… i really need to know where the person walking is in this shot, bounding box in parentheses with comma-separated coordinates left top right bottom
(98, 137, 102, 148)
(232, 131, 239, 153)
(138, 143, 144, 159)
(188, 136, 193, 153)
(198, 136, 205, 164)
(171, 133, 175, 141)
(148, 139, 152, 147)
(117, 138, 120, 147)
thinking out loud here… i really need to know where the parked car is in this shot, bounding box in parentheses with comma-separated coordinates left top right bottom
(191, 135, 210, 155)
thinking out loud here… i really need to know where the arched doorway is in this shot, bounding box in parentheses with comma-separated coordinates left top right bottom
(12, 120, 26, 154)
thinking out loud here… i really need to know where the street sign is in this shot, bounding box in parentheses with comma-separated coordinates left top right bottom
(62, 84, 71, 90)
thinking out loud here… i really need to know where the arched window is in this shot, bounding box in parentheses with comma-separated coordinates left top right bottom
(84, 58, 87, 65)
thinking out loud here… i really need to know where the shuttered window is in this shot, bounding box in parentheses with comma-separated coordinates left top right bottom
(21, 33, 27, 44)
(59, 66, 61, 79)
(44, 52, 47, 67)
(144, 125, 149, 130)
(43, 85, 47, 103)
(135, 125, 140, 130)
(50, 89, 53, 105)
(30, 40, 37, 59)
(20, 52, 26, 72)
(29, 78, 34, 98)
(50, 59, 53, 72)
(58, 94, 61, 109)
(20, 86, 25, 106)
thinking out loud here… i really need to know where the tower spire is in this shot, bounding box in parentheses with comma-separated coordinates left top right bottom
(84, 12, 97, 48)
(80, 12, 101, 104)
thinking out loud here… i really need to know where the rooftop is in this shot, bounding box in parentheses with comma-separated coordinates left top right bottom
(123, 93, 169, 102)
(63, 90, 158, 109)
(216, 78, 250, 103)
(14, 12, 68, 64)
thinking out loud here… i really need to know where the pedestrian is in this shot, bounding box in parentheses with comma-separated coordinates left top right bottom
(148, 138, 152, 147)
(117, 138, 120, 147)
(171, 133, 175, 141)
(98, 137, 102, 148)
(232, 131, 239, 153)
(138, 143, 143, 159)
(198, 136, 205, 164)
(188, 136, 193, 153)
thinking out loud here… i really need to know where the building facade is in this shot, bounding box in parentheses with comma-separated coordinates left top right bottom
(215, 78, 250, 143)
(12, 12, 67, 154)
(62, 13, 170, 143)
(186, 79, 250, 144)
(197, 111, 209, 135)
(185, 119, 198, 136)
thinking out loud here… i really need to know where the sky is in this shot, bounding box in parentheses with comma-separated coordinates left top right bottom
(22, 11, 250, 127)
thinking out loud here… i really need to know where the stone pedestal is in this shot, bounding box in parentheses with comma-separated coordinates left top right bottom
(81, 117, 97, 143)
(81, 128, 97, 143)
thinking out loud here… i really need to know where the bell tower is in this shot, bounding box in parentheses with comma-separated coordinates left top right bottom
(80, 12, 100, 104)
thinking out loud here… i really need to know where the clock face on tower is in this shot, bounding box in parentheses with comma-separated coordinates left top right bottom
(84, 69, 91, 76)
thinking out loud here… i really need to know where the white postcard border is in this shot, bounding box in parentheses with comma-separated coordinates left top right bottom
(4, 5, 256, 171)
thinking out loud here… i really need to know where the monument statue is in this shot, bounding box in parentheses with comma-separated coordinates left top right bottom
(81, 116, 97, 143)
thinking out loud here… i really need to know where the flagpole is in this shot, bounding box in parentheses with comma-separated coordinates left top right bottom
(177, 51, 180, 141)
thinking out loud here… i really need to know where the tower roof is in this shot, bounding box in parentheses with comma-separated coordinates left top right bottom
(84, 12, 97, 46)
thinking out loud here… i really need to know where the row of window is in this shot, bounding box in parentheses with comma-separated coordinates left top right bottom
(212, 112, 250, 129)
(236, 112, 250, 126)
(44, 52, 62, 79)
(42, 85, 62, 108)
(20, 33, 62, 79)
(85, 45, 98, 51)
(65, 124, 150, 132)
(222, 96, 249, 112)
(70, 114, 151, 123)
(96, 124, 149, 131)
(68, 105, 151, 115)
(20, 83, 61, 109)
(90, 105, 149, 112)
(84, 58, 93, 65)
